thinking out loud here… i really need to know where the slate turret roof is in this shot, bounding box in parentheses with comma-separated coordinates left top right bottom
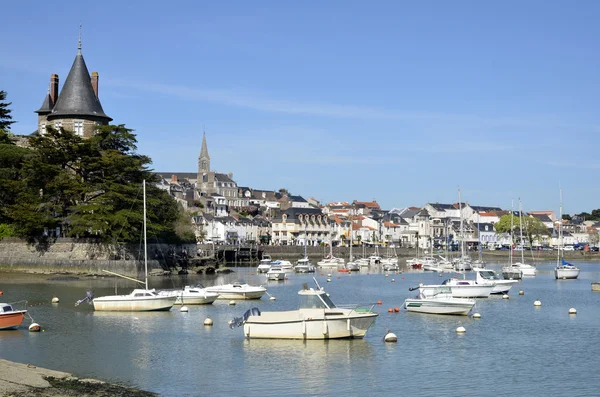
(35, 93, 54, 115)
(47, 49, 111, 122)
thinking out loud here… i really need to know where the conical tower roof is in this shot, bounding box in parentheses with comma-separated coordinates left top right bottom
(48, 49, 111, 122)
(199, 132, 210, 160)
(35, 93, 53, 115)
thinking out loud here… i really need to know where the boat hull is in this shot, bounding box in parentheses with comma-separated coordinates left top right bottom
(404, 298, 474, 315)
(243, 310, 378, 339)
(267, 272, 286, 281)
(555, 267, 580, 279)
(93, 296, 176, 311)
(490, 280, 518, 294)
(502, 268, 522, 280)
(420, 284, 493, 298)
(0, 311, 26, 330)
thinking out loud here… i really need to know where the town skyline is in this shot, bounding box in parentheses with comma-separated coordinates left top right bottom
(2, 1, 599, 214)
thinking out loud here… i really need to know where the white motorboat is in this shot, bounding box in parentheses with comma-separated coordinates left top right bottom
(271, 260, 294, 272)
(158, 285, 219, 305)
(205, 282, 267, 300)
(230, 280, 378, 339)
(440, 278, 494, 298)
(317, 256, 345, 268)
(346, 261, 360, 272)
(501, 264, 523, 280)
(555, 259, 580, 280)
(404, 286, 475, 315)
(513, 262, 537, 277)
(92, 181, 176, 312)
(382, 262, 400, 272)
(267, 266, 286, 281)
(475, 270, 518, 294)
(294, 258, 316, 273)
(257, 255, 272, 273)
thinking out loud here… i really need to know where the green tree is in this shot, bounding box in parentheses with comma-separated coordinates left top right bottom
(495, 214, 550, 246)
(0, 91, 15, 145)
(7, 124, 187, 243)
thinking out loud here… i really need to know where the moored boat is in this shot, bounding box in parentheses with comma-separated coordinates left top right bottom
(267, 266, 286, 281)
(0, 303, 27, 330)
(158, 285, 219, 305)
(230, 280, 378, 339)
(205, 282, 267, 300)
(475, 270, 518, 294)
(404, 286, 475, 315)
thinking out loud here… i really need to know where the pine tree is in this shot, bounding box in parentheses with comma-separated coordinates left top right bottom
(0, 91, 15, 144)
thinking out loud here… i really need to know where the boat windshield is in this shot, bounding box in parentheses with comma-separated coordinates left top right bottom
(479, 271, 497, 280)
(1, 305, 14, 313)
(299, 293, 337, 309)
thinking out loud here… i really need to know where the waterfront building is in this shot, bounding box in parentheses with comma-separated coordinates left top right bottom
(35, 39, 112, 138)
(271, 208, 331, 246)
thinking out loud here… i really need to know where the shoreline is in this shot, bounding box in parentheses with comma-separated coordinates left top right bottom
(0, 358, 156, 397)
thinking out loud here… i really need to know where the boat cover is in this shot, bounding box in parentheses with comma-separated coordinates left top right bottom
(230, 307, 261, 329)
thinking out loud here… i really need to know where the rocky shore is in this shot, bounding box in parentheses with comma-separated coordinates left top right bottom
(0, 359, 156, 397)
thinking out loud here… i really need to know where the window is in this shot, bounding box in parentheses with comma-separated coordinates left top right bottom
(54, 121, 62, 129)
(74, 120, 84, 136)
(40, 123, 46, 135)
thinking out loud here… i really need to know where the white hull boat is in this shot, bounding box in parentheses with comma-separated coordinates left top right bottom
(92, 181, 176, 312)
(346, 262, 360, 272)
(476, 270, 518, 294)
(257, 255, 273, 273)
(267, 266, 286, 281)
(232, 280, 378, 339)
(158, 285, 219, 305)
(205, 282, 267, 300)
(514, 262, 537, 277)
(93, 289, 176, 311)
(295, 258, 315, 273)
(501, 264, 523, 280)
(317, 257, 345, 268)
(404, 286, 475, 315)
(555, 260, 580, 279)
(419, 279, 493, 299)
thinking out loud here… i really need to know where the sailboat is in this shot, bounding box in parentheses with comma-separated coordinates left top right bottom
(454, 188, 472, 271)
(502, 200, 523, 280)
(512, 199, 537, 276)
(554, 189, 580, 280)
(346, 214, 360, 271)
(472, 214, 486, 271)
(92, 181, 177, 311)
(294, 235, 315, 273)
(317, 238, 345, 268)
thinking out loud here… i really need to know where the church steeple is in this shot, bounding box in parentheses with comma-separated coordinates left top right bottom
(198, 132, 210, 173)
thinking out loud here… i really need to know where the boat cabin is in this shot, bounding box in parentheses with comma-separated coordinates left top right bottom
(477, 270, 500, 280)
(0, 304, 16, 313)
(297, 288, 336, 309)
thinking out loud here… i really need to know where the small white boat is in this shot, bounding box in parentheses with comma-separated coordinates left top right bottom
(404, 286, 475, 315)
(205, 282, 267, 300)
(317, 256, 345, 268)
(555, 259, 580, 279)
(93, 289, 177, 311)
(257, 255, 273, 273)
(501, 264, 523, 280)
(270, 260, 294, 272)
(294, 258, 316, 273)
(267, 266, 286, 281)
(158, 285, 219, 305)
(231, 280, 378, 339)
(440, 278, 493, 298)
(475, 270, 518, 294)
(345, 261, 360, 272)
(382, 262, 400, 272)
(513, 262, 537, 277)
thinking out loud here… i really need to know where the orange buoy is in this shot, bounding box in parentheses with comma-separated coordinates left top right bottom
(0, 291, 3, 295)
(401, 276, 404, 279)
(377, 300, 383, 305)
(388, 308, 393, 313)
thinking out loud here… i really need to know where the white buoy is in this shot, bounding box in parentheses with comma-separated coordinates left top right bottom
(569, 308, 577, 315)
(180, 306, 189, 312)
(472, 313, 481, 319)
(327, 273, 332, 277)
(384, 332, 397, 343)
(391, 279, 395, 283)
(204, 318, 213, 326)
(502, 294, 509, 299)
(439, 273, 443, 277)
(534, 300, 542, 307)
(456, 326, 466, 334)
(327, 278, 331, 282)
(519, 290, 524, 295)
(269, 296, 276, 301)
(51, 296, 59, 303)
(29, 323, 41, 332)
(229, 300, 236, 306)
(385, 273, 389, 278)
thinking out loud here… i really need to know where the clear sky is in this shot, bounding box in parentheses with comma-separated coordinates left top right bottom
(2, 1, 599, 215)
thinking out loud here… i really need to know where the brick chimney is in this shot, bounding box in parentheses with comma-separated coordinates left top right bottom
(91, 72, 99, 98)
(50, 74, 59, 104)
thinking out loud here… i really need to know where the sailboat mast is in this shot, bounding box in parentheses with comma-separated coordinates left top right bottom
(510, 199, 514, 265)
(518, 199, 525, 263)
(143, 180, 148, 290)
(458, 188, 464, 258)
(557, 188, 563, 266)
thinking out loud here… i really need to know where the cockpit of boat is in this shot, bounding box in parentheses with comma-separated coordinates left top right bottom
(298, 290, 337, 309)
(479, 271, 498, 280)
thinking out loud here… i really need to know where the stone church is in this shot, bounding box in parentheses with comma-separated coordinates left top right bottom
(34, 39, 111, 137)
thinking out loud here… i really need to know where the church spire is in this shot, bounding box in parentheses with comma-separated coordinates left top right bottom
(198, 131, 210, 173)
(78, 24, 82, 54)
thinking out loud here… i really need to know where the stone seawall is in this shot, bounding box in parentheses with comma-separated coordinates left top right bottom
(0, 238, 195, 276)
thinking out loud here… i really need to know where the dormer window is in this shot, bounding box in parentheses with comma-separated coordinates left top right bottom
(54, 120, 62, 129)
(40, 123, 47, 135)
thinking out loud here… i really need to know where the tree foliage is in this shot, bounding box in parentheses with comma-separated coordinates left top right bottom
(494, 214, 550, 245)
(0, 124, 192, 243)
(0, 91, 15, 145)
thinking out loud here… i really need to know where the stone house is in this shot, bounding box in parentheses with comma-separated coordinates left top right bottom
(271, 208, 331, 246)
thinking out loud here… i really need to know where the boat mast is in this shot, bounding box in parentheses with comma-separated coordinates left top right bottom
(143, 180, 148, 290)
(510, 199, 514, 266)
(557, 188, 563, 266)
(458, 188, 464, 258)
(518, 198, 525, 263)
(349, 206, 354, 261)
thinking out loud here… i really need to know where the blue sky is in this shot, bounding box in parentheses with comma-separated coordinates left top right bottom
(2, 1, 599, 214)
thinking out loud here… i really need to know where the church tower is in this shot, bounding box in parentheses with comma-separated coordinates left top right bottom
(197, 132, 215, 198)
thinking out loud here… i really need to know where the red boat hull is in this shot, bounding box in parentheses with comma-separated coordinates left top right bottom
(0, 311, 26, 330)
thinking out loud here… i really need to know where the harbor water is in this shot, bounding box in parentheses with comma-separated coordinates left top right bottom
(1, 260, 600, 396)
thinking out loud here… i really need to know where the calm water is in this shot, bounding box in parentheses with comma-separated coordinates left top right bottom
(1, 260, 600, 397)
